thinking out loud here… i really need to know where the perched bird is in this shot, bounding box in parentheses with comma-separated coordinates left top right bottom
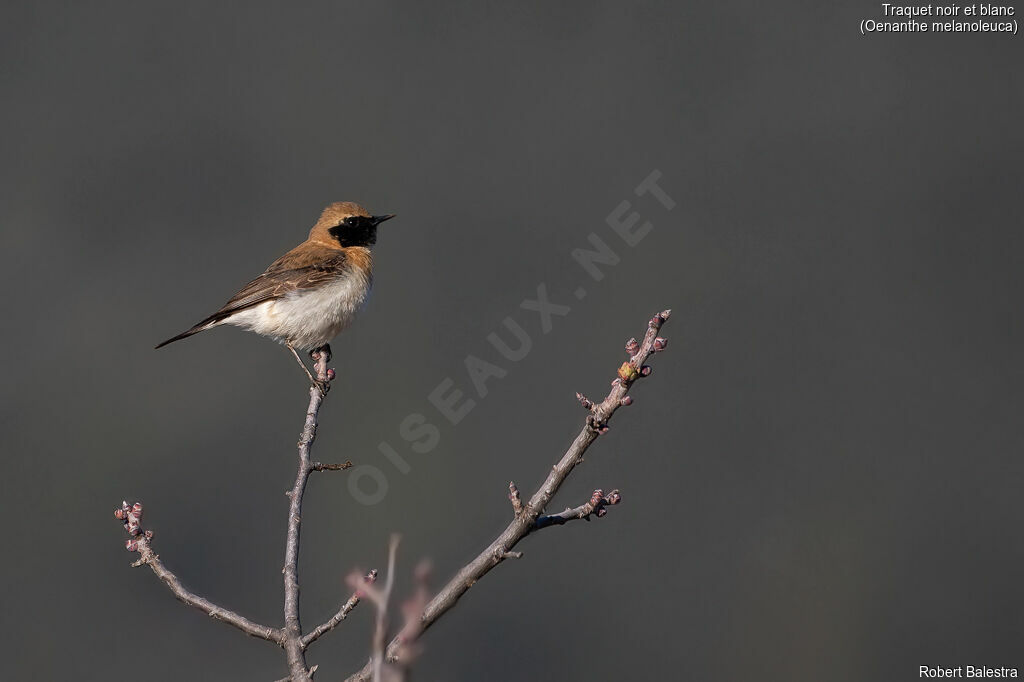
(156, 201, 394, 386)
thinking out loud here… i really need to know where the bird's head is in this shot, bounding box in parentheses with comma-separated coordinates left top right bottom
(310, 201, 395, 248)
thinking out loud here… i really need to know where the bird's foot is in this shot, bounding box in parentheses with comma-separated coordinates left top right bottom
(310, 344, 332, 364)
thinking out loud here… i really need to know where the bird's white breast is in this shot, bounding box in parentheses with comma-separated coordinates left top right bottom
(226, 271, 371, 350)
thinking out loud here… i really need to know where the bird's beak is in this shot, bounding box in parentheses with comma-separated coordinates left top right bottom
(371, 214, 396, 226)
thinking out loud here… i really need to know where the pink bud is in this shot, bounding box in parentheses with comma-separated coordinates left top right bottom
(596, 508, 608, 518)
(125, 539, 139, 552)
(640, 365, 652, 376)
(606, 491, 622, 505)
(144, 530, 154, 539)
(327, 368, 336, 381)
(625, 338, 640, 354)
(653, 337, 668, 351)
(620, 396, 633, 406)
(114, 509, 126, 520)
(590, 490, 604, 506)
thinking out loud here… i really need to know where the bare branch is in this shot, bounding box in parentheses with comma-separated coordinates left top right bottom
(346, 542, 432, 682)
(344, 309, 672, 681)
(113, 501, 284, 645)
(283, 347, 334, 681)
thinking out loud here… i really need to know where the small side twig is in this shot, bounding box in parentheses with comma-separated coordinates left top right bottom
(302, 569, 377, 649)
(114, 501, 284, 645)
(508, 481, 523, 516)
(534, 489, 622, 529)
(312, 461, 353, 472)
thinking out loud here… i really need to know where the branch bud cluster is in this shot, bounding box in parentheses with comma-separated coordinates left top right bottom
(115, 501, 153, 551)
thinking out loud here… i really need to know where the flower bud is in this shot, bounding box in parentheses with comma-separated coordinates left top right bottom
(617, 363, 639, 382)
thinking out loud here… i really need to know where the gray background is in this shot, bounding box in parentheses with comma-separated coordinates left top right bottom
(1, 2, 1022, 680)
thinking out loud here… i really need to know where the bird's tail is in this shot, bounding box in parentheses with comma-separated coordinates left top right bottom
(155, 317, 220, 349)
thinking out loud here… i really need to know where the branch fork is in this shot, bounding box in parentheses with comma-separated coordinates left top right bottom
(114, 344, 370, 680)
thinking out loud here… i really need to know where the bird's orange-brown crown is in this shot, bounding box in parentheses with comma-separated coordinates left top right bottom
(308, 202, 372, 244)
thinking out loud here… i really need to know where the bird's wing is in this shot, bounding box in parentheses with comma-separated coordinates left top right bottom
(155, 248, 350, 349)
(212, 250, 350, 321)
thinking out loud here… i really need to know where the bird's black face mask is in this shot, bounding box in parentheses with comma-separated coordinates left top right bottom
(329, 214, 394, 247)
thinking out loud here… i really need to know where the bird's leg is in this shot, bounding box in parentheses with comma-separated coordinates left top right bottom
(286, 342, 319, 386)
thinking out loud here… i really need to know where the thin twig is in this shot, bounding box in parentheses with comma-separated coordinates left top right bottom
(114, 502, 284, 645)
(302, 569, 377, 649)
(283, 347, 334, 681)
(534, 488, 621, 529)
(373, 536, 401, 682)
(343, 309, 671, 681)
(312, 461, 353, 472)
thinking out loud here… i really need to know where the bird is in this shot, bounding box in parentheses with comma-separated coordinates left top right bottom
(156, 201, 394, 388)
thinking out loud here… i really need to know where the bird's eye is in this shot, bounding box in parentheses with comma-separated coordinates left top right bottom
(344, 217, 356, 227)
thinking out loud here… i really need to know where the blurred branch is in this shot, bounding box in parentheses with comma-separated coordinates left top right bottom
(345, 539, 432, 682)
(113, 501, 284, 644)
(344, 309, 672, 681)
